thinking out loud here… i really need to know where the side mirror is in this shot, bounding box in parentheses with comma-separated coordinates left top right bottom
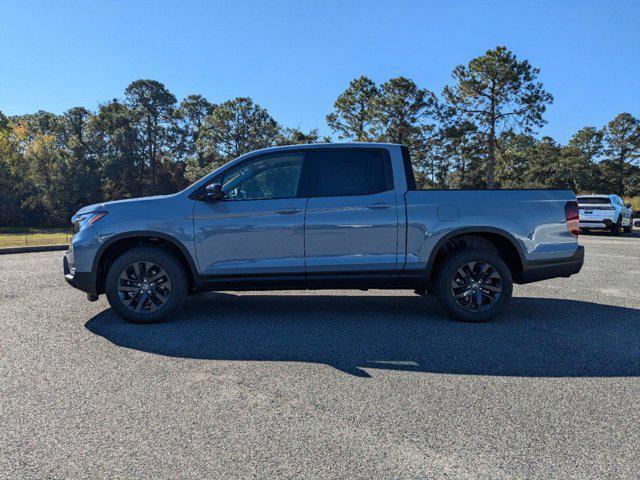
(204, 183, 224, 201)
(626, 203, 632, 209)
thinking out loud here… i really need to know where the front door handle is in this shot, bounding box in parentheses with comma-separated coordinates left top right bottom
(367, 202, 392, 209)
(276, 207, 301, 215)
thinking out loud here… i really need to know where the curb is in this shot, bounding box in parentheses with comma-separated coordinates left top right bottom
(0, 245, 69, 255)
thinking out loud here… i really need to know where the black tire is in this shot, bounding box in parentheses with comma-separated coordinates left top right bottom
(435, 248, 513, 323)
(623, 223, 632, 234)
(105, 247, 188, 324)
(610, 217, 621, 236)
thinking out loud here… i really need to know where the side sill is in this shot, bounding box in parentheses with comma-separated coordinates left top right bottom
(198, 270, 419, 291)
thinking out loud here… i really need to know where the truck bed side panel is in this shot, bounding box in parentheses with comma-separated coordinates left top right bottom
(404, 189, 579, 272)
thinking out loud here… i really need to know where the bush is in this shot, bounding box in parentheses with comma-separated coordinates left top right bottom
(624, 196, 640, 217)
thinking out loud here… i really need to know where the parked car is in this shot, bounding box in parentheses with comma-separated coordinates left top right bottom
(64, 143, 584, 323)
(577, 194, 633, 234)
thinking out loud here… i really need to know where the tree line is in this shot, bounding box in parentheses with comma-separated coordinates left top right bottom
(1, 46, 638, 227)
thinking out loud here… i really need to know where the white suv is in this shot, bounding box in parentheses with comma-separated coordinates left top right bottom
(577, 194, 633, 235)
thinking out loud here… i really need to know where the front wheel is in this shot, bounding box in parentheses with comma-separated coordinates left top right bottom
(435, 248, 513, 322)
(105, 247, 188, 324)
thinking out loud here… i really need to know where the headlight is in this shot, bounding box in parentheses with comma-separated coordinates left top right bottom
(72, 211, 108, 232)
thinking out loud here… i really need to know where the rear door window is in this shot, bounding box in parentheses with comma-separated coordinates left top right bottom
(305, 148, 393, 197)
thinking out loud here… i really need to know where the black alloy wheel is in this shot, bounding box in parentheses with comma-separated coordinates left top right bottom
(450, 261, 502, 312)
(105, 247, 188, 324)
(435, 248, 513, 322)
(117, 261, 172, 313)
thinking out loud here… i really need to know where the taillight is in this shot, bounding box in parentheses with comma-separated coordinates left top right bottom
(565, 201, 579, 237)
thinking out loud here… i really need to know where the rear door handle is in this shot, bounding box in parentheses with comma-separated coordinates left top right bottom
(276, 207, 301, 215)
(367, 202, 392, 209)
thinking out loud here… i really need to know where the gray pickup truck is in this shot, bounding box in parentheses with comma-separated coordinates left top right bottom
(64, 143, 584, 323)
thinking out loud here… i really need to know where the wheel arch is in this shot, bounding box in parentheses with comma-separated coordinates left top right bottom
(426, 227, 526, 284)
(93, 231, 202, 294)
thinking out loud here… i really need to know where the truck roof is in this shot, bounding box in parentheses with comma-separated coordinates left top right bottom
(242, 142, 402, 157)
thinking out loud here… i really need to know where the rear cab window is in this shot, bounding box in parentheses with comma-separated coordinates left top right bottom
(401, 146, 417, 191)
(304, 148, 393, 197)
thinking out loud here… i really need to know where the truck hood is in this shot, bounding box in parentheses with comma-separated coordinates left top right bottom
(74, 195, 171, 216)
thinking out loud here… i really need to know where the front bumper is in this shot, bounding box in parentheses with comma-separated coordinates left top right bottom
(63, 225, 102, 295)
(519, 245, 585, 284)
(64, 250, 98, 295)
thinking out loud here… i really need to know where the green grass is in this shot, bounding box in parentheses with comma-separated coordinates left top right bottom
(0, 228, 71, 248)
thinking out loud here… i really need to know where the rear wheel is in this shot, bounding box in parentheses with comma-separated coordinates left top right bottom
(435, 248, 513, 322)
(610, 217, 622, 236)
(105, 247, 188, 324)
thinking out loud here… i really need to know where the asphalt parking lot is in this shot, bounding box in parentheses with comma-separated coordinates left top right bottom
(1, 232, 639, 479)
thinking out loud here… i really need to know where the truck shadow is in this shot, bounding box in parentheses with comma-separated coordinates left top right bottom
(85, 294, 640, 378)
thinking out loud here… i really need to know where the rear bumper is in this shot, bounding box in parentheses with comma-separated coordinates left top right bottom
(519, 246, 584, 284)
(63, 253, 97, 295)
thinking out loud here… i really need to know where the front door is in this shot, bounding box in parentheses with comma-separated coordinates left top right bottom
(303, 148, 399, 280)
(193, 152, 307, 277)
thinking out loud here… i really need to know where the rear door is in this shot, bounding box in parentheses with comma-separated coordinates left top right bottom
(304, 148, 399, 280)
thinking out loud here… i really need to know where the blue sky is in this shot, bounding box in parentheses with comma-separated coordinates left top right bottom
(1, 0, 638, 143)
